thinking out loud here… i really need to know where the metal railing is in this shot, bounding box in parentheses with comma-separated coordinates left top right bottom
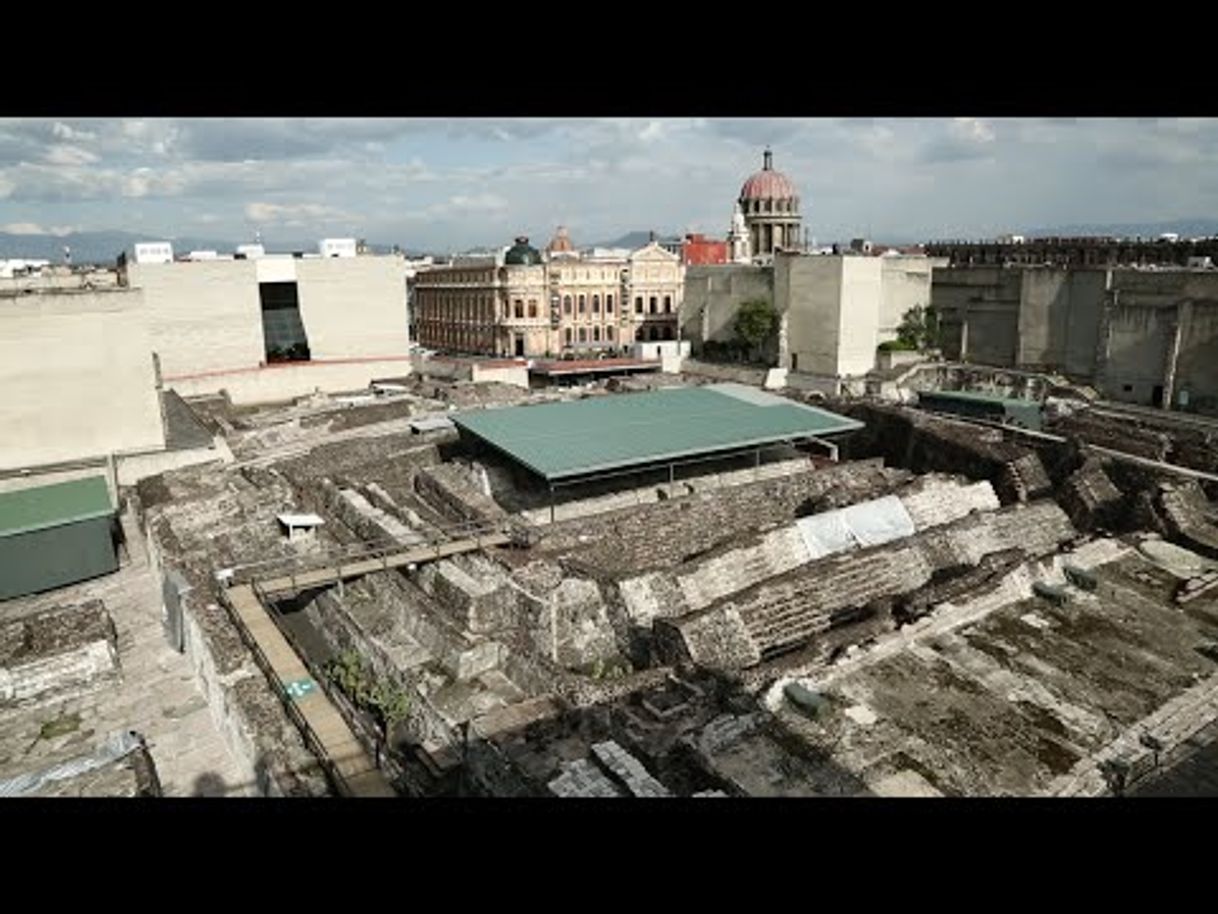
(225, 518, 512, 590)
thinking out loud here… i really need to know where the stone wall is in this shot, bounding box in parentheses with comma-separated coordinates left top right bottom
(0, 601, 120, 709)
(656, 500, 1077, 670)
(538, 459, 910, 579)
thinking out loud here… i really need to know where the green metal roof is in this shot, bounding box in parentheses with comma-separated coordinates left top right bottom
(452, 383, 864, 481)
(0, 476, 114, 538)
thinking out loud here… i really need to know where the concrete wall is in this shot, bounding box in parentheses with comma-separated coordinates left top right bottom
(779, 254, 842, 376)
(165, 356, 416, 405)
(132, 255, 409, 385)
(294, 256, 409, 360)
(129, 260, 264, 379)
(932, 267, 1021, 367)
(1016, 269, 1106, 377)
(781, 255, 886, 376)
(837, 258, 885, 376)
(0, 288, 165, 470)
(1101, 302, 1174, 405)
(1175, 301, 1218, 413)
(878, 256, 936, 342)
(681, 265, 773, 346)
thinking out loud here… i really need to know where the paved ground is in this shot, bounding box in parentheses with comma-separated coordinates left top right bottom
(0, 508, 254, 797)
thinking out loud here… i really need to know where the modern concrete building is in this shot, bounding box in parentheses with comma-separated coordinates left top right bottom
(122, 248, 411, 402)
(0, 285, 166, 469)
(411, 234, 683, 358)
(682, 251, 941, 386)
(932, 265, 1218, 413)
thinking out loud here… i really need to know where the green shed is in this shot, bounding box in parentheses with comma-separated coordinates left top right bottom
(0, 476, 118, 601)
(916, 390, 1044, 432)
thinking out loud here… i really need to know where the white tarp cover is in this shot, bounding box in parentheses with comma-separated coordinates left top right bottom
(795, 509, 855, 559)
(0, 729, 144, 797)
(842, 495, 916, 547)
(794, 495, 915, 559)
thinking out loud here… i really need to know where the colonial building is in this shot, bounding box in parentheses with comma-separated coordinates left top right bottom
(412, 233, 684, 358)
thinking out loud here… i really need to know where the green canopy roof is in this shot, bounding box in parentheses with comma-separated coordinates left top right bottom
(0, 476, 114, 538)
(453, 383, 863, 481)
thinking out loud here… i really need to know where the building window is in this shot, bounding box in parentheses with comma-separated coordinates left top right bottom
(593, 326, 600, 342)
(259, 282, 311, 363)
(578, 294, 586, 314)
(565, 328, 573, 346)
(606, 294, 614, 313)
(528, 299, 538, 318)
(663, 325, 674, 340)
(563, 294, 572, 314)
(606, 326, 614, 341)
(663, 295, 672, 313)
(578, 327, 587, 343)
(649, 296, 657, 314)
(592, 294, 600, 313)
(635, 296, 643, 314)
(648, 326, 659, 341)
(514, 300, 524, 319)
(635, 327, 645, 341)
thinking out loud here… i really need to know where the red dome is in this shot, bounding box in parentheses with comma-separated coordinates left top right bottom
(739, 148, 798, 201)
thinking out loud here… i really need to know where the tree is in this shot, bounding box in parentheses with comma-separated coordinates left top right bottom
(734, 298, 778, 363)
(896, 304, 940, 351)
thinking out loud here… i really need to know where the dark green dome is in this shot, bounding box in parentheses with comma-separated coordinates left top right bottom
(504, 236, 542, 265)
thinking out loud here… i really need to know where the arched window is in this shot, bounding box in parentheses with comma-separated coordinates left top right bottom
(593, 326, 600, 342)
(563, 295, 572, 314)
(648, 326, 659, 341)
(663, 295, 672, 313)
(606, 294, 614, 313)
(663, 325, 674, 340)
(578, 327, 587, 343)
(591, 294, 599, 313)
(513, 299, 524, 319)
(635, 327, 645, 341)
(528, 299, 537, 318)
(606, 326, 614, 341)
(634, 296, 643, 314)
(578, 294, 586, 314)
(565, 328, 572, 345)
(649, 296, 657, 314)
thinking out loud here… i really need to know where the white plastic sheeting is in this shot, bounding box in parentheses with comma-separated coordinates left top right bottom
(0, 729, 145, 797)
(795, 495, 915, 560)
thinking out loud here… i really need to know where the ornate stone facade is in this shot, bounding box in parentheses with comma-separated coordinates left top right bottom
(412, 235, 684, 358)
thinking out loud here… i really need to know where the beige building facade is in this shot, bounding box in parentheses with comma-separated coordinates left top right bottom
(123, 252, 411, 402)
(0, 286, 166, 470)
(412, 235, 683, 358)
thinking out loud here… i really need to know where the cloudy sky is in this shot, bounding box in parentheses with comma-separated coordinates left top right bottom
(1, 118, 1215, 249)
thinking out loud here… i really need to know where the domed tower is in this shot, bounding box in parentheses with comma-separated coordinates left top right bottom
(546, 226, 575, 257)
(738, 147, 802, 259)
(503, 236, 543, 266)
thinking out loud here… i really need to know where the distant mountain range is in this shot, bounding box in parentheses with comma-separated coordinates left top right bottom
(0, 230, 400, 265)
(7, 218, 1217, 266)
(592, 230, 680, 249)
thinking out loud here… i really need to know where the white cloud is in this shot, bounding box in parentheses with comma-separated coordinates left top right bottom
(244, 201, 358, 226)
(951, 117, 996, 144)
(52, 122, 96, 142)
(44, 144, 98, 166)
(2, 222, 76, 236)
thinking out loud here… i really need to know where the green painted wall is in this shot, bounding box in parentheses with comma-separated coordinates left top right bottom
(0, 516, 118, 601)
